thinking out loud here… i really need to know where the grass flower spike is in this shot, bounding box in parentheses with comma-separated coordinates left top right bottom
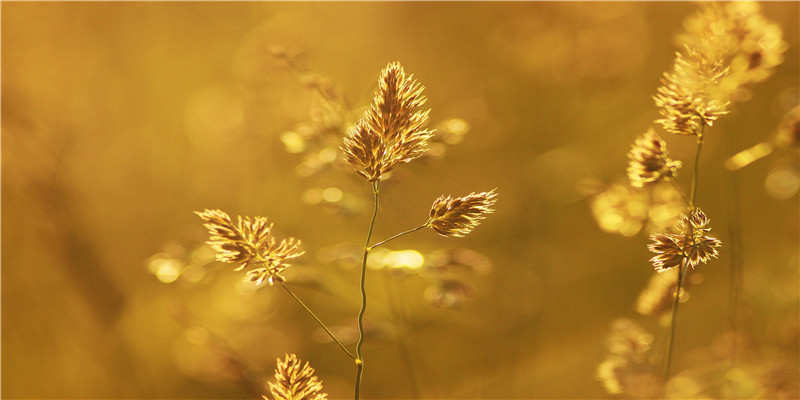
(647, 209, 721, 272)
(653, 51, 729, 137)
(596, 2, 784, 394)
(681, 2, 787, 94)
(344, 62, 497, 399)
(627, 129, 682, 187)
(342, 62, 434, 182)
(428, 189, 498, 238)
(653, 2, 787, 138)
(196, 209, 304, 285)
(267, 354, 327, 400)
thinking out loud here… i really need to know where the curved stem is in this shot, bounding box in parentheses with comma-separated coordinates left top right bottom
(370, 221, 430, 250)
(689, 128, 705, 210)
(355, 180, 380, 400)
(280, 282, 356, 360)
(663, 124, 705, 391)
(662, 261, 688, 389)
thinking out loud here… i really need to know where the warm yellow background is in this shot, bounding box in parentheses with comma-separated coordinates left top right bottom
(2, 2, 798, 399)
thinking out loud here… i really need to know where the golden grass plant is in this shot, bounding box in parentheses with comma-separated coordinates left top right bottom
(197, 62, 497, 400)
(597, 2, 788, 397)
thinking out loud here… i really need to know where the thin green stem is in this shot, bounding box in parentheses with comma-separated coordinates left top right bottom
(689, 128, 705, 209)
(663, 123, 705, 391)
(662, 261, 688, 388)
(355, 180, 380, 400)
(664, 123, 705, 390)
(280, 282, 356, 360)
(370, 221, 430, 250)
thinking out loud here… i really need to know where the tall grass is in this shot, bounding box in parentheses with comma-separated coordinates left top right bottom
(197, 62, 498, 400)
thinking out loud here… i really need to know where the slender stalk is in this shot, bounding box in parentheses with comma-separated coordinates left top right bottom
(663, 126, 705, 390)
(355, 180, 381, 400)
(689, 130, 705, 209)
(662, 261, 688, 387)
(280, 282, 356, 360)
(370, 221, 430, 250)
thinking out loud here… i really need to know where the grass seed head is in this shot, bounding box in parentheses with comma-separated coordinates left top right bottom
(627, 129, 682, 187)
(341, 62, 434, 182)
(428, 189, 498, 238)
(196, 209, 304, 285)
(647, 208, 721, 272)
(267, 354, 327, 400)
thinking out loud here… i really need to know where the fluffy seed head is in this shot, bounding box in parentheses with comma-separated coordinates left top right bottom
(653, 51, 730, 136)
(654, 2, 786, 136)
(267, 354, 327, 400)
(196, 209, 304, 285)
(428, 189, 498, 238)
(627, 129, 682, 187)
(681, 2, 787, 98)
(647, 208, 722, 272)
(341, 62, 434, 181)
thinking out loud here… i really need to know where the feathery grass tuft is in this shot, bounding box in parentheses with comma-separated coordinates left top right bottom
(267, 354, 328, 400)
(428, 189, 498, 238)
(341, 62, 434, 182)
(196, 209, 304, 285)
(647, 209, 722, 273)
(653, 50, 730, 137)
(627, 129, 682, 187)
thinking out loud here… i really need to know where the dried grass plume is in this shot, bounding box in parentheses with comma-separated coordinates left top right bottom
(653, 50, 729, 137)
(266, 354, 327, 400)
(627, 129, 682, 187)
(428, 189, 498, 238)
(647, 208, 722, 272)
(196, 209, 304, 285)
(342, 62, 434, 181)
(653, 1, 786, 137)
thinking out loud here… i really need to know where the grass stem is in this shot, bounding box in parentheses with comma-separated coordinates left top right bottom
(280, 282, 356, 360)
(355, 180, 381, 400)
(662, 261, 687, 389)
(663, 127, 704, 390)
(370, 221, 430, 250)
(689, 129, 705, 209)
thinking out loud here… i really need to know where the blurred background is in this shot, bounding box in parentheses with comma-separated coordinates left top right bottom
(2, 2, 798, 399)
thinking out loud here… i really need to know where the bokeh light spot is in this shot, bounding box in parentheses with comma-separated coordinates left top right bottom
(765, 165, 799, 199)
(385, 250, 424, 270)
(155, 259, 182, 283)
(321, 187, 343, 203)
(280, 131, 306, 154)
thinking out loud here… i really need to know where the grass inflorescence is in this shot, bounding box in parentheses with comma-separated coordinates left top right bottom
(196, 61, 497, 400)
(596, 2, 788, 397)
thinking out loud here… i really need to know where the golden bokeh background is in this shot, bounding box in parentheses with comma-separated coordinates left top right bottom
(2, 2, 798, 399)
